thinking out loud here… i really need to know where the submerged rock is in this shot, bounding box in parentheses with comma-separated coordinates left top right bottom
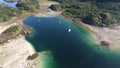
(21, 25, 33, 36)
(100, 41, 110, 48)
(27, 53, 38, 60)
(49, 4, 57, 11)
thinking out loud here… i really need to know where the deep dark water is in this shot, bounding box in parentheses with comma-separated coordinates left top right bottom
(23, 16, 120, 68)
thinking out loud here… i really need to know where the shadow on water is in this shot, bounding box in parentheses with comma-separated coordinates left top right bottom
(23, 16, 120, 68)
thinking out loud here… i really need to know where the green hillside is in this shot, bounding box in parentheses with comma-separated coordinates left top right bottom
(50, 0, 120, 26)
(0, 0, 39, 23)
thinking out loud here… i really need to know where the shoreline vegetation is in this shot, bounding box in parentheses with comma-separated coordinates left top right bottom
(50, 0, 120, 27)
(0, 0, 40, 23)
(0, 25, 32, 44)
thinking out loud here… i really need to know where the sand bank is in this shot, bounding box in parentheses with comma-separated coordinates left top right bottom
(0, 36, 39, 68)
(80, 22, 120, 51)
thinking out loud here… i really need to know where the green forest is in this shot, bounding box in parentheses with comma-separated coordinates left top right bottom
(0, 0, 39, 23)
(50, 0, 120, 26)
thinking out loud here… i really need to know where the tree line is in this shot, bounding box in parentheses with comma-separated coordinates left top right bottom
(50, 0, 120, 26)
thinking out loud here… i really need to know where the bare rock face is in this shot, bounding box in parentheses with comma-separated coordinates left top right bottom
(49, 4, 57, 11)
(4, 0, 20, 2)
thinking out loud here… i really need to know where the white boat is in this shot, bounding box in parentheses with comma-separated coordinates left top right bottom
(68, 28, 71, 32)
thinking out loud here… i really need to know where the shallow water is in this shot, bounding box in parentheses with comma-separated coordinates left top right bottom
(23, 16, 120, 68)
(0, 0, 17, 7)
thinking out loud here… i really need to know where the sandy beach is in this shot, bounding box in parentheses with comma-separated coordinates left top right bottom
(80, 22, 120, 51)
(0, 36, 38, 68)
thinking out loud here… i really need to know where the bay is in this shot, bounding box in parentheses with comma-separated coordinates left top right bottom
(23, 16, 120, 68)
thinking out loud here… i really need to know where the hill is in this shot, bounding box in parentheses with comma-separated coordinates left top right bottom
(50, 0, 120, 26)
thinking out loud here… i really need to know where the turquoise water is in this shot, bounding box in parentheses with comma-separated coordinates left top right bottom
(0, 0, 17, 7)
(23, 16, 120, 68)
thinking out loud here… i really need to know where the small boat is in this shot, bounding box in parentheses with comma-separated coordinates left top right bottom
(68, 28, 71, 32)
(59, 21, 61, 23)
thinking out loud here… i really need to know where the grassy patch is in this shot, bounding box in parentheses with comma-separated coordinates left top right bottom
(2, 25, 20, 35)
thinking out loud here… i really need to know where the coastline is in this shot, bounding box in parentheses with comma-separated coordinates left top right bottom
(81, 22, 120, 51)
(0, 36, 38, 67)
(62, 14, 120, 51)
(0, 1, 61, 68)
(60, 14, 100, 45)
(60, 13, 120, 51)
